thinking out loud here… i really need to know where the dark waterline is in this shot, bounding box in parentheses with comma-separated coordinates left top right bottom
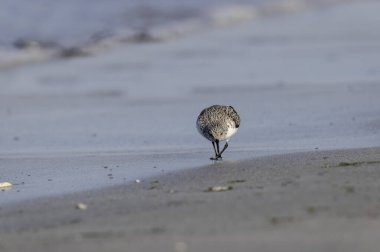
(0, 0, 270, 49)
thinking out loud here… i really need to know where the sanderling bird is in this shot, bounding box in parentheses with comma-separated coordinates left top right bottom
(196, 105, 240, 160)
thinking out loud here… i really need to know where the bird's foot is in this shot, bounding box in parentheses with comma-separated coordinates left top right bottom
(210, 155, 223, 161)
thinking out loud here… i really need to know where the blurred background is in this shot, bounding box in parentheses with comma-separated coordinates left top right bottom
(1, 0, 379, 152)
(0, 0, 379, 155)
(0, 0, 338, 68)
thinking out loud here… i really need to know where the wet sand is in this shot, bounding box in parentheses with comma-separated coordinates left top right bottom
(1, 0, 380, 204)
(1, 147, 380, 252)
(0, 1, 380, 251)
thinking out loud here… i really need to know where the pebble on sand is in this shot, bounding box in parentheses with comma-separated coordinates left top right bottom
(0, 182, 12, 188)
(207, 186, 233, 192)
(76, 203, 88, 210)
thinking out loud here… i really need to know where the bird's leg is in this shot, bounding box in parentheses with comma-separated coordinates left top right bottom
(215, 140, 222, 160)
(215, 139, 220, 157)
(210, 141, 219, 160)
(217, 142, 229, 159)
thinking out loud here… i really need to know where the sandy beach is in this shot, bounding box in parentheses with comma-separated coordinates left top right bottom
(1, 148, 380, 252)
(1, 0, 380, 251)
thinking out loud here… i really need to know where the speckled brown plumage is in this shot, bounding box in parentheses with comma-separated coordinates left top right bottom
(196, 105, 240, 160)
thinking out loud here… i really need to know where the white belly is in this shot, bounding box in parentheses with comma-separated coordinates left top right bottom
(220, 126, 238, 141)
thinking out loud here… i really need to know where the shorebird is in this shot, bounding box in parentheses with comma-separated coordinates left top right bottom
(196, 105, 240, 160)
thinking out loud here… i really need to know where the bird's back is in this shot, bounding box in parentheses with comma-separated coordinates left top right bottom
(196, 105, 240, 141)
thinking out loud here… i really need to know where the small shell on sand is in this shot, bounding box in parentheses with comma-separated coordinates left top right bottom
(0, 182, 12, 188)
(76, 203, 88, 210)
(207, 186, 233, 192)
